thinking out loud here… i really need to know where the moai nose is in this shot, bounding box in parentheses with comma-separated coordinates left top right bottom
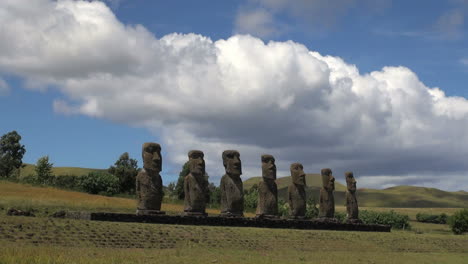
(153, 153, 161, 161)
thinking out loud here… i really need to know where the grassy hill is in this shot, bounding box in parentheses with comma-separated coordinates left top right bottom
(19, 163, 105, 178)
(243, 173, 347, 191)
(245, 175, 468, 208)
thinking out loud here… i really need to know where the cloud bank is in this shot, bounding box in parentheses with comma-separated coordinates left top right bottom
(1, 0, 468, 190)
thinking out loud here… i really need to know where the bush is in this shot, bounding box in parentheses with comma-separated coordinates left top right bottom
(244, 188, 258, 211)
(20, 174, 39, 185)
(305, 197, 319, 219)
(334, 212, 346, 223)
(448, 209, 468, 235)
(360, 210, 411, 229)
(78, 172, 119, 196)
(53, 174, 80, 190)
(278, 199, 289, 217)
(416, 213, 448, 224)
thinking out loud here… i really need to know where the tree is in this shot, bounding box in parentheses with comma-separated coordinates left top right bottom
(108, 152, 139, 194)
(175, 161, 190, 200)
(0, 131, 26, 178)
(35, 155, 54, 185)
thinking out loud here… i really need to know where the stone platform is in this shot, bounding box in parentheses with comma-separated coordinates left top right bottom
(87, 212, 391, 232)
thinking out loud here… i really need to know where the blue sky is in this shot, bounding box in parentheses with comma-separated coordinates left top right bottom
(1, 0, 468, 190)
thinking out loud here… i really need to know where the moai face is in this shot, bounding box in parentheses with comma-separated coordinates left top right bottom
(290, 163, 306, 186)
(261, 154, 276, 180)
(321, 168, 335, 191)
(345, 171, 356, 193)
(142, 142, 162, 172)
(223, 150, 242, 176)
(188, 150, 205, 176)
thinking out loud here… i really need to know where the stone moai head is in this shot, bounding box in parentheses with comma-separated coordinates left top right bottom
(345, 171, 356, 193)
(321, 168, 335, 191)
(261, 154, 276, 180)
(188, 150, 205, 176)
(142, 142, 162, 172)
(290, 163, 306, 186)
(222, 150, 242, 176)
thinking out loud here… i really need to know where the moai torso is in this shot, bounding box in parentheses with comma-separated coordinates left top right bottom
(288, 183, 306, 218)
(346, 191, 358, 219)
(345, 171, 359, 221)
(288, 163, 307, 218)
(319, 188, 335, 218)
(183, 150, 208, 216)
(220, 174, 244, 216)
(220, 150, 244, 217)
(256, 180, 278, 217)
(136, 142, 164, 215)
(184, 173, 207, 214)
(256, 154, 278, 218)
(136, 169, 163, 211)
(319, 168, 335, 218)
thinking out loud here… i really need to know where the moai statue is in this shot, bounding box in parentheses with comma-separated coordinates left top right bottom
(136, 142, 165, 215)
(345, 172, 362, 223)
(288, 163, 307, 219)
(183, 150, 208, 216)
(220, 150, 244, 217)
(319, 168, 335, 218)
(255, 154, 278, 218)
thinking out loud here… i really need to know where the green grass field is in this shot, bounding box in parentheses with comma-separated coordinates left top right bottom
(1, 181, 467, 263)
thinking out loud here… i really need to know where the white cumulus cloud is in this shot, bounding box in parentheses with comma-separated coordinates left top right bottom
(1, 0, 468, 190)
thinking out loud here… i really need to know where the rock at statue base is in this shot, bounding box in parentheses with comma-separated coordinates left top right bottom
(136, 209, 166, 216)
(182, 211, 208, 217)
(220, 150, 244, 217)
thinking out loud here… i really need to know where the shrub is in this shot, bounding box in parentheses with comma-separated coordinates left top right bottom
(448, 209, 468, 235)
(334, 212, 346, 223)
(305, 197, 319, 219)
(278, 199, 289, 217)
(360, 210, 411, 229)
(20, 174, 39, 185)
(53, 174, 80, 190)
(416, 213, 448, 224)
(78, 172, 119, 196)
(244, 188, 258, 211)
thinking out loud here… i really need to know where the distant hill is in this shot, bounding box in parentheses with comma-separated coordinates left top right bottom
(245, 174, 468, 208)
(243, 173, 347, 191)
(20, 163, 105, 178)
